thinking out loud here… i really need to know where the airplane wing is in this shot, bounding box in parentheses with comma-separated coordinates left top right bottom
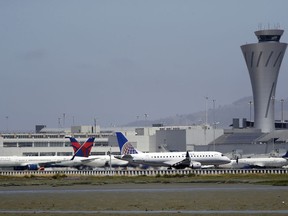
(78, 158, 102, 164)
(163, 151, 201, 169)
(114, 154, 133, 161)
(37, 159, 71, 167)
(250, 162, 265, 167)
(163, 159, 187, 166)
(15, 158, 70, 170)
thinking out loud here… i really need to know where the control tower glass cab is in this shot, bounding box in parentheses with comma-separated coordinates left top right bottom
(255, 29, 283, 42)
(241, 29, 287, 133)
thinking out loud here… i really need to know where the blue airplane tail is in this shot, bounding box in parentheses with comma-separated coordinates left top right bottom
(67, 137, 95, 159)
(115, 132, 139, 155)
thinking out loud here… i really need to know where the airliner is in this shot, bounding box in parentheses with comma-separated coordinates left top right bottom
(0, 136, 128, 170)
(0, 137, 96, 170)
(115, 132, 231, 169)
(219, 151, 288, 169)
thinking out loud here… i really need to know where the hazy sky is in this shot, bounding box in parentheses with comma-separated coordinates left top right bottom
(1, 0, 288, 131)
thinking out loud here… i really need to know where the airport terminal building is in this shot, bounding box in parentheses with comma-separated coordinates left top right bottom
(1, 121, 288, 160)
(0, 124, 223, 158)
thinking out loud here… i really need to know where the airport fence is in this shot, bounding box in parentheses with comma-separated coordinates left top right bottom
(0, 168, 288, 176)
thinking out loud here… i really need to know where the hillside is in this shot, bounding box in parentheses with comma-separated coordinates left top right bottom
(125, 96, 288, 129)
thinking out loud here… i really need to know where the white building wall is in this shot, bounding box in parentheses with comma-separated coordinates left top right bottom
(0, 125, 224, 156)
(186, 125, 224, 150)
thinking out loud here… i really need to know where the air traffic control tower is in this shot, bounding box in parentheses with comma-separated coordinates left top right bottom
(241, 29, 287, 133)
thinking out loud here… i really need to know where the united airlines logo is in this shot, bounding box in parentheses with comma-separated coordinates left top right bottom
(121, 142, 138, 155)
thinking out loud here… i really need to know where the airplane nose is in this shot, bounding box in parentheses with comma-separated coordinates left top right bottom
(224, 156, 231, 163)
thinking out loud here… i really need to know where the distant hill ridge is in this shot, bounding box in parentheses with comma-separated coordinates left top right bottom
(125, 96, 288, 128)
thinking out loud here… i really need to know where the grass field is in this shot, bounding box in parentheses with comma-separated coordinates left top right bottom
(0, 173, 287, 216)
(1, 172, 288, 186)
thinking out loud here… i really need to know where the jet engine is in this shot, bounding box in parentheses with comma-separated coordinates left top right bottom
(189, 162, 201, 169)
(27, 164, 40, 170)
(14, 164, 40, 170)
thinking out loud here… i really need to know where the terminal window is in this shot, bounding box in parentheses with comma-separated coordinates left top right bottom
(18, 142, 33, 147)
(3, 142, 17, 147)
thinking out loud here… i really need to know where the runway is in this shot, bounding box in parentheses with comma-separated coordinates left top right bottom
(0, 209, 288, 215)
(0, 183, 287, 193)
(0, 183, 287, 215)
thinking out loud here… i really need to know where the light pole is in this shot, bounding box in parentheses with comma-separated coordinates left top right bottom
(281, 99, 284, 128)
(205, 96, 209, 126)
(248, 101, 253, 126)
(203, 96, 209, 146)
(144, 114, 148, 127)
(107, 147, 112, 173)
(213, 99, 216, 151)
(63, 113, 66, 128)
(109, 146, 112, 172)
(5, 116, 9, 133)
(94, 118, 97, 134)
(58, 117, 61, 128)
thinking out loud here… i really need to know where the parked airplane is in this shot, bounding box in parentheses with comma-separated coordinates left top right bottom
(66, 136, 128, 169)
(219, 151, 288, 169)
(0, 137, 96, 170)
(115, 132, 231, 169)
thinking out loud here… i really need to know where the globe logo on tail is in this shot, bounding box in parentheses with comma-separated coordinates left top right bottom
(121, 142, 138, 155)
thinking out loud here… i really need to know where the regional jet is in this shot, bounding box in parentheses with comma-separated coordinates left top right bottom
(219, 151, 288, 169)
(115, 132, 231, 169)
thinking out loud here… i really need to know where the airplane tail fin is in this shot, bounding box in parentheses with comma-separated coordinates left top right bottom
(115, 132, 140, 155)
(67, 137, 82, 153)
(66, 136, 95, 160)
(282, 151, 288, 158)
(185, 151, 191, 161)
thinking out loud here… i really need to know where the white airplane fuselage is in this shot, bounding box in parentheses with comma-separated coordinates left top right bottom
(78, 155, 129, 167)
(121, 151, 230, 168)
(0, 156, 76, 169)
(220, 157, 288, 169)
(0, 155, 128, 170)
